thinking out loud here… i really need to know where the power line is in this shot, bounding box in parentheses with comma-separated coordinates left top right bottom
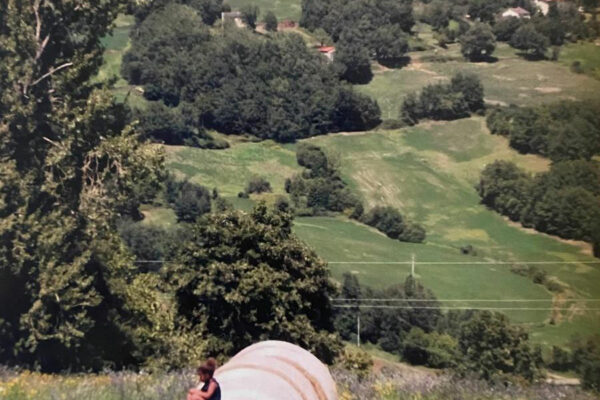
(332, 305, 600, 311)
(134, 260, 600, 265)
(328, 261, 600, 265)
(331, 298, 600, 302)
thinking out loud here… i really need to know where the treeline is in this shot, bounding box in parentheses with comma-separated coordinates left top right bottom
(286, 144, 426, 243)
(122, 3, 381, 143)
(335, 273, 544, 381)
(401, 72, 485, 124)
(300, 0, 414, 82)
(486, 101, 600, 161)
(477, 160, 600, 253)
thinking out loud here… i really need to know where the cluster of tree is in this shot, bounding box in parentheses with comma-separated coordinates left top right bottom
(335, 273, 543, 380)
(401, 73, 485, 124)
(300, 0, 414, 81)
(0, 0, 341, 371)
(550, 336, 600, 392)
(459, 23, 496, 60)
(486, 101, 600, 161)
(165, 203, 342, 363)
(165, 176, 213, 222)
(135, 102, 229, 149)
(477, 160, 600, 252)
(238, 176, 272, 198)
(286, 144, 426, 242)
(286, 143, 363, 216)
(500, 2, 593, 59)
(361, 206, 427, 243)
(122, 3, 381, 143)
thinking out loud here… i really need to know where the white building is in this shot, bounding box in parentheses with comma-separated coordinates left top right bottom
(501, 7, 531, 19)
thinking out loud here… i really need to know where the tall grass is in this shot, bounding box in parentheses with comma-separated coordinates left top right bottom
(1, 366, 597, 400)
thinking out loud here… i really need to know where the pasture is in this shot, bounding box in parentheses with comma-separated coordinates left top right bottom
(225, 0, 302, 21)
(361, 42, 600, 118)
(559, 41, 600, 80)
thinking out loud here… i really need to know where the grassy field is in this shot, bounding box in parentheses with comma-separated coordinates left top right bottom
(97, 14, 147, 109)
(559, 41, 600, 81)
(225, 0, 302, 21)
(361, 42, 600, 118)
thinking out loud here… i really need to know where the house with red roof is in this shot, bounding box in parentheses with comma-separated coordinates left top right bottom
(318, 46, 336, 62)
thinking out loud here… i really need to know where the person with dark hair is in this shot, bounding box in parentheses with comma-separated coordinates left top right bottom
(188, 358, 221, 400)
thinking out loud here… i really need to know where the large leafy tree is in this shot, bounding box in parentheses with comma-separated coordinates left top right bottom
(458, 311, 543, 381)
(460, 22, 496, 61)
(165, 204, 342, 363)
(0, 0, 168, 371)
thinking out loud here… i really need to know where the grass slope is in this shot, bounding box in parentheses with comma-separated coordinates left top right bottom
(225, 0, 302, 21)
(300, 120, 600, 346)
(361, 43, 600, 118)
(559, 41, 600, 81)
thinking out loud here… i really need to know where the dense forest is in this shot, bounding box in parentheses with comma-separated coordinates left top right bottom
(486, 101, 600, 161)
(301, 0, 414, 82)
(122, 3, 381, 143)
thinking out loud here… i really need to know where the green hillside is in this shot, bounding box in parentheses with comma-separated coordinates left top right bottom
(98, 14, 600, 349)
(160, 117, 600, 348)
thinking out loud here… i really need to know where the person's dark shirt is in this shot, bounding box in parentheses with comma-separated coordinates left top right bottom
(201, 378, 221, 400)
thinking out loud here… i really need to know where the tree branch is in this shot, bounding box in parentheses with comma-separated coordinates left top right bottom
(31, 62, 74, 87)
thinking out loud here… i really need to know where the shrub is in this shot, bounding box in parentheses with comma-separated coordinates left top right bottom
(245, 177, 272, 194)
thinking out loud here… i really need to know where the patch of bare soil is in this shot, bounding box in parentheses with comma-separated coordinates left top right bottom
(535, 86, 562, 93)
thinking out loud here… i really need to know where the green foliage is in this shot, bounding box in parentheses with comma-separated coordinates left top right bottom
(301, 0, 413, 76)
(287, 144, 363, 215)
(264, 10, 278, 31)
(549, 345, 572, 371)
(123, 9, 381, 142)
(485, 101, 600, 161)
(339, 347, 374, 378)
(0, 0, 168, 371)
(493, 17, 523, 41)
(361, 206, 426, 243)
(357, 276, 442, 355)
(510, 24, 549, 58)
(135, 102, 228, 148)
(478, 160, 600, 242)
(458, 311, 543, 381)
(402, 327, 459, 368)
(401, 73, 484, 124)
(313, 28, 333, 46)
(460, 23, 496, 61)
(571, 335, 600, 392)
(241, 4, 260, 29)
(165, 203, 342, 363)
(245, 176, 272, 194)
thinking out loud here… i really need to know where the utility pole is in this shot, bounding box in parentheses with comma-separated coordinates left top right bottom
(411, 253, 415, 277)
(357, 314, 360, 347)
